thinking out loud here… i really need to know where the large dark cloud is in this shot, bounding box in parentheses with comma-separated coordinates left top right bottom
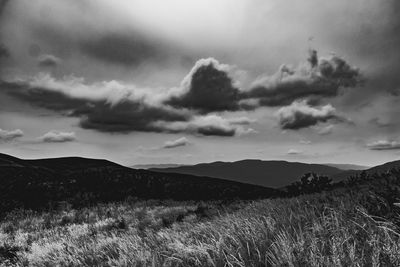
(241, 50, 362, 107)
(1, 74, 250, 137)
(78, 101, 188, 133)
(276, 101, 342, 130)
(5, 82, 188, 133)
(166, 58, 241, 113)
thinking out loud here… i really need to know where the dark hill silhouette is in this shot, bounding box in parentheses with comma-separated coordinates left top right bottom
(150, 160, 344, 188)
(25, 157, 122, 173)
(0, 153, 278, 214)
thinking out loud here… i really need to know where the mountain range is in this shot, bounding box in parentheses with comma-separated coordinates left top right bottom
(150, 159, 399, 188)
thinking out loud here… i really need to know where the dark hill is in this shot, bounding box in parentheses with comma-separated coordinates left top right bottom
(151, 160, 344, 188)
(25, 157, 122, 173)
(0, 153, 278, 214)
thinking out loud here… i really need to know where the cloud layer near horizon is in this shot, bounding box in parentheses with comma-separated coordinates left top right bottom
(2, 51, 362, 135)
(1, 59, 256, 136)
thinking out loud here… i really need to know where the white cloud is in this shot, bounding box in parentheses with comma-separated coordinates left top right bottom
(39, 131, 76, 143)
(163, 137, 189, 149)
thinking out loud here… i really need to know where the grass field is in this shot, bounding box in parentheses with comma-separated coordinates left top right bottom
(1, 172, 400, 266)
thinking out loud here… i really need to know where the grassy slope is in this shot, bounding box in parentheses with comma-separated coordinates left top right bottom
(1, 171, 400, 266)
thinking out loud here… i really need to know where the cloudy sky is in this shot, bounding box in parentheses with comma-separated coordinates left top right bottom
(0, 0, 399, 166)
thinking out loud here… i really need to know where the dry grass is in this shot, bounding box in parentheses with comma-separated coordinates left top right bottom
(1, 189, 399, 266)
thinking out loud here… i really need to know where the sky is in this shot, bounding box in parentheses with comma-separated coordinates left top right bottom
(0, 0, 400, 167)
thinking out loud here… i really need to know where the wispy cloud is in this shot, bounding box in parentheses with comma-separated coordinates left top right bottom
(287, 149, 302, 155)
(163, 137, 189, 149)
(0, 128, 23, 141)
(367, 139, 400, 150)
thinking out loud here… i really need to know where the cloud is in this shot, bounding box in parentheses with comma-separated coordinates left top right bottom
(4, 73, 255, 136)
(299, 140, 312, 145)
(163, 137, 189, 149)
(5, 73, 190, 132)
(39, 131, 76, 143)
(152, 114, 249, 137)
(316, 124, 334, 135)
(165, 58, 241, 113)
(367, 139, 400, 150)
(38, 54, 61, 68)
(4, 50, 358, 135)
(227, 117, 257, 125)
(241, 50, 362, 107)
(287, 149, 302, 155)
(78, 101, 188, 133)
(276, 101, 341, 130)
(0, 128, 23, 141)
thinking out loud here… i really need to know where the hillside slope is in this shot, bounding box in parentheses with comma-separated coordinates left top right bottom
(0, 153, 278, 213)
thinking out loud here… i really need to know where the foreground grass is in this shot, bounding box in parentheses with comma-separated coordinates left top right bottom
(1, 190, 399, 266)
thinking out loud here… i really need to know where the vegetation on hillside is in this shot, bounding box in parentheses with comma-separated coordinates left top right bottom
(0, 154, 278, 215)
(1, 169, 399, 266)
